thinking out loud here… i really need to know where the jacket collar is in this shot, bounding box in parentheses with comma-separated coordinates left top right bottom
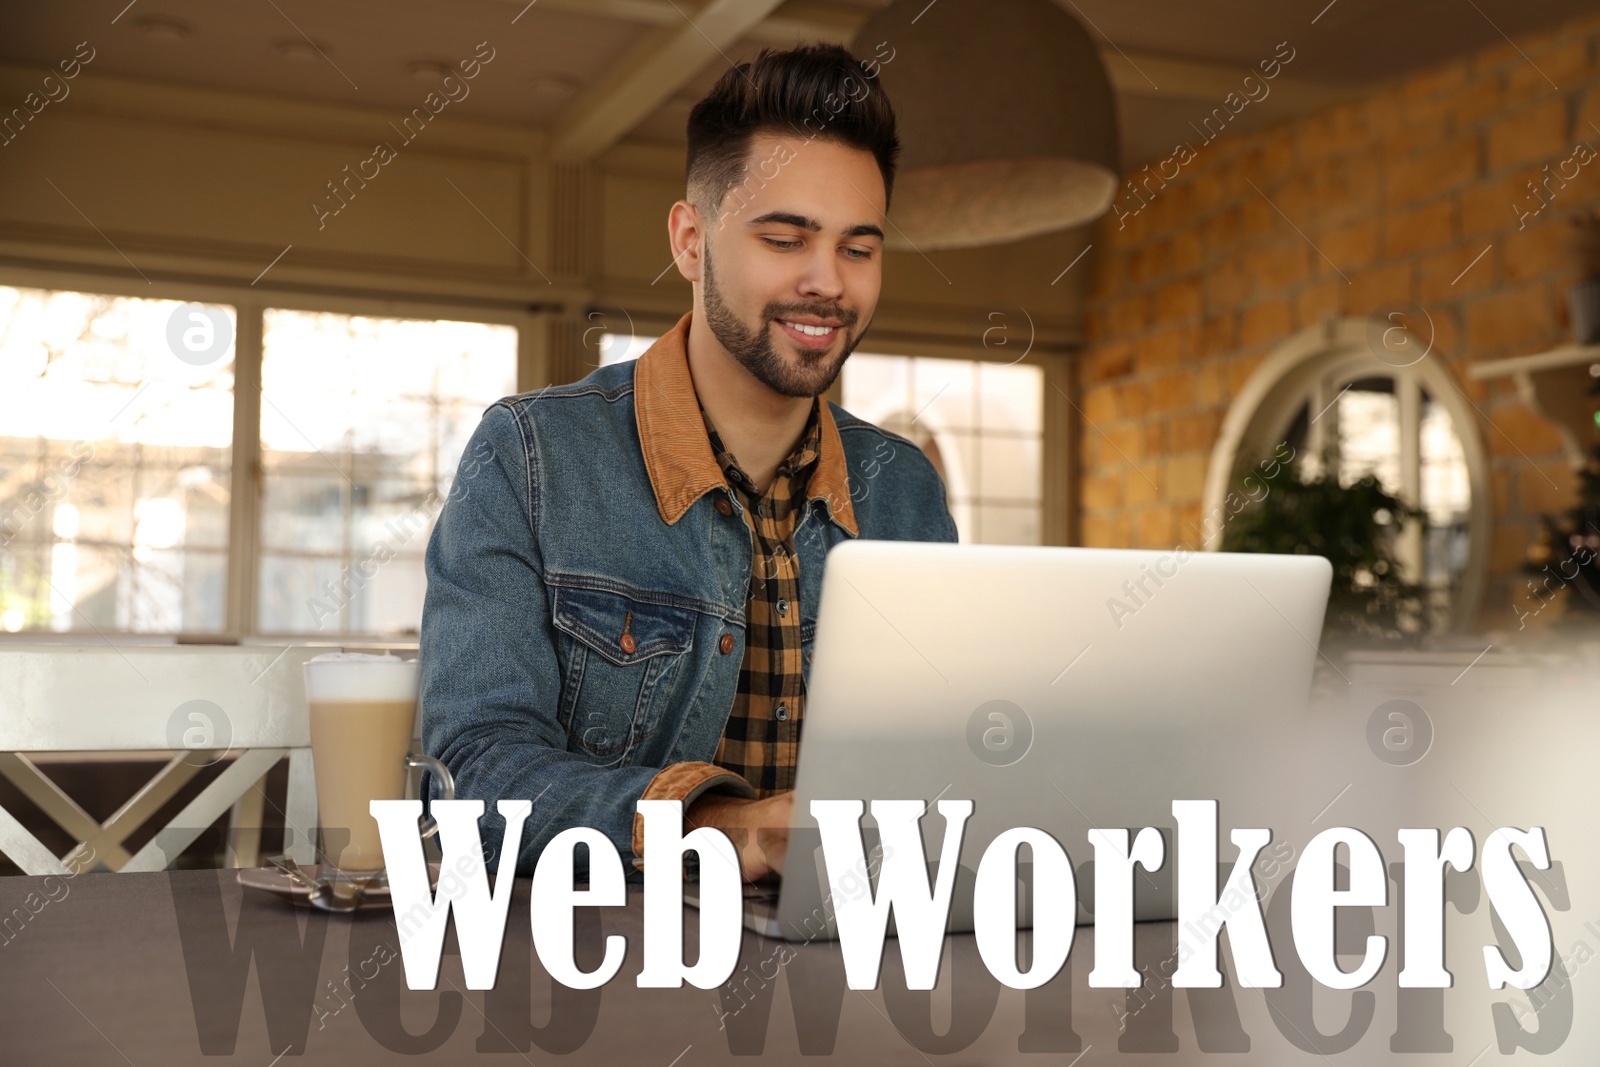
(634, 310, 858, 535)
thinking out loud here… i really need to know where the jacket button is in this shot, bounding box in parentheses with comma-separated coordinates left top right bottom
(619, 633, 636, 654)
(715, 498, 733, 516)
(719, 633, 735, 654)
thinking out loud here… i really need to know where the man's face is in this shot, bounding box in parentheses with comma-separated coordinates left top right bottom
(693, 132, 886, 399)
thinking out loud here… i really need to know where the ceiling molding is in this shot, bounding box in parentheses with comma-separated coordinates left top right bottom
(0, 12, 1347, 168)
(1100, 49, 1348, 107)
(515, 0, 1341, 108)
(486, 0, 864, 43)
(0, 63, 549, 158)
(0, 236, 580, 310)
(547, 0, 790, 162)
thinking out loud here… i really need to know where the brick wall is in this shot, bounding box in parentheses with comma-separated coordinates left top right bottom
(1079, 11, 1600, 632)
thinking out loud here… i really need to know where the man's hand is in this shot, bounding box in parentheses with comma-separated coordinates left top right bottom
(687, 791, 794, 882)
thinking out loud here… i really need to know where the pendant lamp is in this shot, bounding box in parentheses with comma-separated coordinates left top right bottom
(850, 0, 1121, 251)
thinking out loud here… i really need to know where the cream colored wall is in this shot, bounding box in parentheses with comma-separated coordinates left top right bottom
(0, 60, 1084, 543)
(0, 66, 548, 302)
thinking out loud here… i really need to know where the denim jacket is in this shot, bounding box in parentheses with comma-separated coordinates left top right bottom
(419, 311, 959, 876)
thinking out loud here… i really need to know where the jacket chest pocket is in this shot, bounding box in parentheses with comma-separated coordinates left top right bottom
(552, 584, 699, 765)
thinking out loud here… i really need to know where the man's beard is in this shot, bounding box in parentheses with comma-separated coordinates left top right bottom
(701, 239, 865, 399)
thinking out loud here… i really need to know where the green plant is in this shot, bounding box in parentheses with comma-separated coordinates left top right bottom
(1221, 457, 1429, 646)
(1526, 419, 1600, 621)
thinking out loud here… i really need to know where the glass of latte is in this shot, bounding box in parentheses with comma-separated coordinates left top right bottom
(302, 652, 452, 890)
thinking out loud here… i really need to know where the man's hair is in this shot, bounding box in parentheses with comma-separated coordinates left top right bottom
(685, 43, 900, 220)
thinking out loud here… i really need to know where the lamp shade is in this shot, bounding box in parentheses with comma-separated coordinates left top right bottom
(851, 0, 1120, 251)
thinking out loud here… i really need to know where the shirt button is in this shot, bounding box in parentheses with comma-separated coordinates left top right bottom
(775, 704, 789, 721)
(776, 599, 789, 616)
(719, 633, 735, 654)
(715, 498, 733, 517)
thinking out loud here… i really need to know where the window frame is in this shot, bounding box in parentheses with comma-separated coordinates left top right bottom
(0, 266, 535, 640)
(2, 271, 1075, 635)
(835, 335, 1072, 547)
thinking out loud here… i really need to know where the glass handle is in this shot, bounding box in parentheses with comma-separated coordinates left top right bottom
(405, 754, 455, 840)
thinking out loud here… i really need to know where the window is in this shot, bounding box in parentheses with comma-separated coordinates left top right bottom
(1205, 318, 1489, 632)
(842, 354, 1043, 544)
(0, 287, 234, 634)
(598, 331, 652, 369)
(598, 333, 1046, 544)
(596, 331, 655, 367)
(0, 284, 519, 638)
(257, 311, 517, 635)
(1285, 375, 1473, 627)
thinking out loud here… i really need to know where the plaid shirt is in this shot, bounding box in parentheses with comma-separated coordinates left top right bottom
(629, 358, 844, 867)
(697, 396, 820, 796)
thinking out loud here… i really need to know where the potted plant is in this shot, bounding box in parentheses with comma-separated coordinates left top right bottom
(1525, 371, 1600, 627)
(1222, 455, 1429, 650)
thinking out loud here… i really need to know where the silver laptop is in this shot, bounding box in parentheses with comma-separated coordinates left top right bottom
(689, 540, 1332, 940)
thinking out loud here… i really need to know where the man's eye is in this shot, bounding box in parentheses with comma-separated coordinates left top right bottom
(844, 247, 873, 260)
(763, 238, 800, 250)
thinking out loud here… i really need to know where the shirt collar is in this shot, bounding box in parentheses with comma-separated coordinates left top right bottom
(699, 393, 821, 498)
(633, 310, 858, 534)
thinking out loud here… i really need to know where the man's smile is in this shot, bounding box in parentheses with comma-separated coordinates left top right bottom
(775, 318, 843, 350)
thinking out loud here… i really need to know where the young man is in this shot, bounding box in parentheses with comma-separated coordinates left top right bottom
(420, 44, 957, 882)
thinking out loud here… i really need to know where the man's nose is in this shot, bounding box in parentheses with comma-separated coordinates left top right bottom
(798, 247, 846, 302)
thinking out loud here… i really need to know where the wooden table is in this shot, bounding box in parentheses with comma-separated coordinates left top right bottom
(0, 863, 1565, 1065)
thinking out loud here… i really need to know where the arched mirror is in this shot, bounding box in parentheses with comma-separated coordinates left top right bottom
(1204, 318, 1491, 633)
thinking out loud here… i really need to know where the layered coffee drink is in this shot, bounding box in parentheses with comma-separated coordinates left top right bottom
(303, 652, 420, 875)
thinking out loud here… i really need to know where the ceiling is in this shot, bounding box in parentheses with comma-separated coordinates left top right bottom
(2, 0, 1592, 170)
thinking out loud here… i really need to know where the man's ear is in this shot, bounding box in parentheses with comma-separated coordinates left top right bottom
(667, 200, 706, 284)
